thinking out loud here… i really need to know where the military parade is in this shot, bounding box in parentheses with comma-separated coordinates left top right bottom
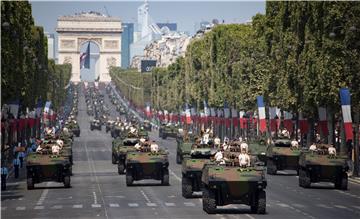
(2, 1, 360, 219)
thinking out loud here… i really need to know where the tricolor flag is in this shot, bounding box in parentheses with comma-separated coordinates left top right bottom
(9, 100, 20, 119)
(318, 107, 328, 136)
(145, 105, 151, 118)
(231, 108, 238, 127)
(340, 88, 353, 141)
(283, 111, 293, 134)
(36, 99, 42, 118)
(239, 111, 246, 129)
(164, 110, 169, 122)
(299, 112, 309, 134)
(257, 96, 266, 133)
(80, 42, 90, 69)
(210, 108, 216, 125)
(224, 102, 231, 128)
(269, 107, 277, 132)
(185, 104, 192, 125)
(203, 100, 210, 126)
(191, 107, 197, 124)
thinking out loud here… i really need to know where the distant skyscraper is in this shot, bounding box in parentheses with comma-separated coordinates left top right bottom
(121, 23, 134, 69)
(45, 32, 55, 60)
(156, 23, 177, 31)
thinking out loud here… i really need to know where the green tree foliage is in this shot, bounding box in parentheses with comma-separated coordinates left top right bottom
(1, 1, 71, 112)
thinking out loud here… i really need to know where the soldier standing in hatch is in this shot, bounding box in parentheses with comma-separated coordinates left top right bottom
(13, 156, 20, 178)
(1, 163, 9, 190)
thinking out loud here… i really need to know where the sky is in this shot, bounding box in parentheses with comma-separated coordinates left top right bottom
(30, 0, 265, 81)
(31, 1, 265, 34)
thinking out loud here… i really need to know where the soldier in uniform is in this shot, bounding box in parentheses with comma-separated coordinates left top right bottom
(238, 149, 251, 168)
(291, 139, 299, 150)
(328, 145, 337, 157)
(240, 141, 249, 154)
(13, 156, 20, 178)
(309, 143, 317, 152)
(1, 163, 8, 190)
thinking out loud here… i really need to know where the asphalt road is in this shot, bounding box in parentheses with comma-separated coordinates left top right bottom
(2, 87, 360, 219)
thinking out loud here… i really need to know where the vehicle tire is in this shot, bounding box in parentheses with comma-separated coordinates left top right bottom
(176, 152, 181, 164)
(202, 187, 216, 214)
(266, 160, 277, 175)
(162, 169, 169, 186)
(182, 176, 193, 198)
(112, 155, 117, 164)
(256, 190, 266, 214)
(90, 126, 93, 131)
(162, 134, 167, 140)
(126, 171, 133, 186)
(340, 174, 348, 190)
(27, 178, 34, 190)
(64, 176, 71, 188)
(118, 163, 125, 175)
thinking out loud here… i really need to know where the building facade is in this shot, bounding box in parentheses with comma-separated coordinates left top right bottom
(121, 23, 134, 69)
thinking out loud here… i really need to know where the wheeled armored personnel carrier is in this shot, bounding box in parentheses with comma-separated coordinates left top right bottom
(106, 120, 115, 133)
(90, 119, 102, 131)
(67, 121, 80, 137)
(125, 146, 169, 186)
(201, 153, 267, 214)
(298, 144, 349, 190)
(181, 144, 216, 198)
(266, 138, 301, 175)
(26, 145, 71, 189)
(159, 123, 178, 139)
(248, 139, 267, 164)
(143, 120, 152, 131)
(112, 138, 139, 174)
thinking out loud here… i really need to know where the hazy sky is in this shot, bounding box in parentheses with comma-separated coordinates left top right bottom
(31, 1, 266, 34)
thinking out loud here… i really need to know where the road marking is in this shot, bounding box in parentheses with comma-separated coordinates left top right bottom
(169, 169, 181, 182)
(16, 207, 26, 211)
(146, 203, 157, 207)
(51, 205, 63, 209)
(34, 206, 44, 210)
(36, 184, 49, 205)
(92, 204, 101, 208)
(128, 203, 139, 207)
(104, 195, 125, 198)
(140, 190, 152, 203)
(109, 203, 119, 208)
(353, 206, 360, 210)
(184, 202, 195, 207)
(73, 204, 83, 209)
(334, 205, 347, 209)
(245, 214, 256, 219)
(164, 202, 175, 207)
(277, 203, 290, 208)
(92, 191, 98, 205)
(317, 204, 331, 209)
(292, 203, 306, 208)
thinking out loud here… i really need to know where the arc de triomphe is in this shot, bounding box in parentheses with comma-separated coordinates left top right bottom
(56, 12, 122, 82)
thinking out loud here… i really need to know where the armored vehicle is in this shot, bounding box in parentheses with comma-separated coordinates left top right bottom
(159, 123, 178, 139)
(143, 120, 152, 131)
(112, 138, 139, 174)
(266, 138, 301, 175)
(248, 140, 267, 164)
(182, 144, 216, 198)
(87, 107, 94, 116)
(176, 140, 194, 164)
(125, 147, 169, 186)
(201, 155, 267, 214)
(90, 119, 102, 131)
(106, 120, 115, 133)
(67, 121, 80, 137)
(298, 144, 349, 190)
(26, 152, 71, 189)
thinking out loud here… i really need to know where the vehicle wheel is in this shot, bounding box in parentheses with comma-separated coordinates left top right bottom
(300, 169, 311, 188)
(162, 134, 167, 140)
(126, 170, 133, 186)
(182, 176, 193, 198)
(335, 173, 348, 190)
(256, 190, 266, 214)
(112, 155, 117, 164)
(27, 178, 34, 190)
(162, 169, 169, 186)
(118, 163, 125, 175)
(266, 160, 277, 175)
(176, 153, 181, 164)
(202, 187, 216, 214)
(64, 176, 71, 188)
(90, 126, 93, 131)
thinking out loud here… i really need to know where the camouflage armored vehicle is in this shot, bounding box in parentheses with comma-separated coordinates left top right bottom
(26, 152, 71, 189)
(143, 120, 152, 131)
(90, 119, 102, 131)
(248, 139, 267, 164)
(113, 138, 139, 173)
(106, 120, 115, 133)
(159, 123, 178, 139)
(67, 121, 80, 137)
(298, 144, 349, 190)
(201, 156, 267, 214)
(266, 138, 301, 175)
(182, 144, 216, 198)
(125, 146, 169, 186)
(111, 124, 123, 138)
(176, 140, 194, 164)
(87, 107, 94, 116)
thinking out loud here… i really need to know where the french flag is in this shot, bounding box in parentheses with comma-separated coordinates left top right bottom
(203, 100, 210, 126)
(299, 112, 309, 134)
(340, 88, 353, 141)
(231, 108, 238, 127)
(257, 96, 266, 133)
(239, 111, 246, 129)
(224, 102, 231, 128)
(318, 107, 328, 136)
(283, 111, 293, 134)
(145, 105, 151, 118)
(210, 108, 216, 125)
(185, 104, 192, 125)
(269, 107, 277, 132)
(36, 99, 43, 118)
(9, 100, 20, 119)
